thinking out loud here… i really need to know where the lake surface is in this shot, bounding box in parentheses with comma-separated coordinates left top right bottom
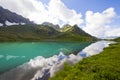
(0, 41, 113, 80)
(0, 42, 91, 73)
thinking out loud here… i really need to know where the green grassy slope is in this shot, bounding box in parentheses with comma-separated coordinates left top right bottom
(49, 40, 120, 80)
(0, 25, 97, 42)
(56, 25, 97, 41)
(0, 25, 60, 41)
(114, 37, 120, 42)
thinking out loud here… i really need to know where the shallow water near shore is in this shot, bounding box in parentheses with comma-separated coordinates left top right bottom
(0, 41, 113, 80)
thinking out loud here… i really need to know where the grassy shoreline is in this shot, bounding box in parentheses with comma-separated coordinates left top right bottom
(49, 40, 120, 80)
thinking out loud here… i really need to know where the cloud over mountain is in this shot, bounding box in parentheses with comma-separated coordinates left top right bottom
(0, 0, 120, 38)
(83, 8, 120, 38)
(83, 8, 118, 38)
(0, 0, 83, 26)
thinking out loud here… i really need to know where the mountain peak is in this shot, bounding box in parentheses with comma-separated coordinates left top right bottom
(42, 22, 60, 30)
(61, 24, 95, 38)
(0, 6, 34, 26)
(61, 24, 79, 32)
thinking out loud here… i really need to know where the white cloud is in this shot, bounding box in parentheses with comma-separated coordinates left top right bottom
(6, 21, 19, 26)
(105, 27, 120, 38)
(48, 0, 83, 26)
(0, 0, 120, 38)
(0, 0, 83, 26)
(83, 7, 120, 38)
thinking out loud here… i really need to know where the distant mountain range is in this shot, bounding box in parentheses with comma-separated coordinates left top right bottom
(0, 6, 97, 42)
(0, 24, 97, 42)
(0, 6, 34, 26)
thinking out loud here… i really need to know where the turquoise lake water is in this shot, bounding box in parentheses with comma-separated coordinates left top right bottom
(0, 42, 91, 73)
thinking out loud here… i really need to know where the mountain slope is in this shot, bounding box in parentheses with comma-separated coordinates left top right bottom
(114, 37, 120, 42)
(0, 6, 33, 26)
(0, 25, 60, 41)
(62, 24, 92, 36)
(0, 24, 97, 42)
(0, 7, 97, 42)
(56, 24, 97, 41)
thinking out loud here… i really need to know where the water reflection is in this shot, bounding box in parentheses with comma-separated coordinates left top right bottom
(0, 42, 91, 73)
(78, 41, 114, 57)
(0, 41, 114, 80)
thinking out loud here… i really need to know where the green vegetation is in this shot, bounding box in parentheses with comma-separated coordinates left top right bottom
(114, 37, 120, 42)
(0, 24, 97, 42)
(49, 40, 120, 80)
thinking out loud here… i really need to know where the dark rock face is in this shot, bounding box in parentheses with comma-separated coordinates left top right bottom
(42, 22, 60, 30)
(0, 6, 34, 26)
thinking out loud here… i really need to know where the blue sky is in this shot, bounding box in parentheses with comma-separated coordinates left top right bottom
(63, 0, 120, 27)
(40, 0, 120, 15)
(39, 0, 120, 27)
(0, 0, 120, 38)
(62, 0, 120, 14)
